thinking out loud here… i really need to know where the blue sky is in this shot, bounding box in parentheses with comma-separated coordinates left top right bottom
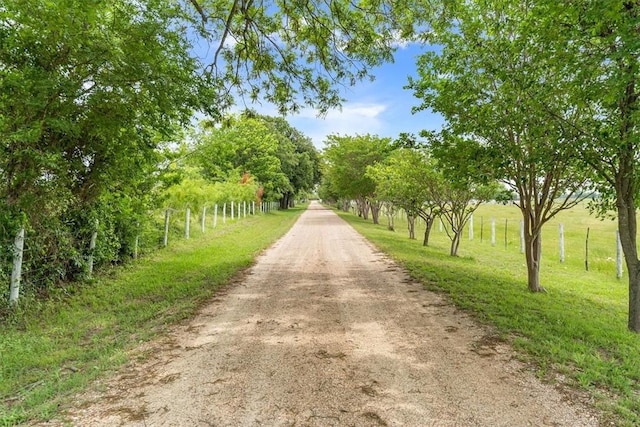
(249, 44, 445, 150)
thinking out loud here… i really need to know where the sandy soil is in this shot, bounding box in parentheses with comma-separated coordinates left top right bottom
(47, 201, 599, 426)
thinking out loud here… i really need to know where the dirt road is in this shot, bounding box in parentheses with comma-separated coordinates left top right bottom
(57, 202, 598, 426)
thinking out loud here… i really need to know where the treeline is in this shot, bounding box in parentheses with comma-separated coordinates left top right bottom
(0, 105, 320, 306)
(319, 133, 506, 258)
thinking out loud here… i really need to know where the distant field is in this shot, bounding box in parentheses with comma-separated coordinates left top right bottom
(337, 202, 640, 426)
(392, 202, 623, 282)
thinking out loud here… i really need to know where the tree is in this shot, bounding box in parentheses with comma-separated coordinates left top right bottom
(522, 0, 640, 330)
(409, 0, 589, 288)
(367, 147, 441, 245)
(427, 134, 501, 256)
(191, 116, 289, 201)
(323, 134, 393, 223)
(247, 112, 321, 209)
(0, 0, 204, 289)
(182, 0, 425, 115)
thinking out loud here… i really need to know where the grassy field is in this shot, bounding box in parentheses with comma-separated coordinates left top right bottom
(338, 202, 640, 426)
(0, 205, 305, 426)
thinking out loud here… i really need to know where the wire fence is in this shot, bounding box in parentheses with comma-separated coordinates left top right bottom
(375, 205, 626, 279)
(3, 200, 280, 307)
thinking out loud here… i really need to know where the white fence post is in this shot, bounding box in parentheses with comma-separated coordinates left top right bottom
(559, 223, 565, 263)
(469, 213, 474, 241)
(134, 234, 139, 259)
(163, 209, 170, 247)
(88, 219, 98, 277)
(231, 201, 235, 220)
(201, 206, 207, 233)
(491, 218, 496, 247)
(185, 208, 191, 239)
(9, 227, 25, 306)
(617, 230, 623, 279)
(252, 201, 255, 215)
(223, 203, 227, 224)
(214, 204, 218, 228)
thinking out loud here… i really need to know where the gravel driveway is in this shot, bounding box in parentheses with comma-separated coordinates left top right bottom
(53, 201, 598, 426)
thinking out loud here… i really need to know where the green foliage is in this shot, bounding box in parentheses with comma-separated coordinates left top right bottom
(184, 0, 414, 115)
(253, 113, 321, 208)
(163, 177, 258, 211)
(0, 0, 201, 298)
(323, 134, 394, 203)
(191, 117, 288, 199)
(366, 147, 440, 225)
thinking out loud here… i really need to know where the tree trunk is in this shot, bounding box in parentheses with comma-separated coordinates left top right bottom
(370, 201, 381, 225)
(616, 175, 640, 331)
(407, 214, 416, 240)
(450, 231, 461, 256)
(356, 198, 368, 219)
(387, 213, 395, 231)
(423, 217, 434, 246)
(279, 193, 291, 210)
(524, 227, 545, 292)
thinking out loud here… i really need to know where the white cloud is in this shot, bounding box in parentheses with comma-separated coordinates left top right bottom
(290, 103, 388, 148)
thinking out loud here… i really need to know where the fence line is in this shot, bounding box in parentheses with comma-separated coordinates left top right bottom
(382, 208, 627, 279)
(4, 199, 267, 306)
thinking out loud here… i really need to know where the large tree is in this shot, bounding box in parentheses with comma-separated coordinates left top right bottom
(191, 116, 290, 200)
(409, 0, 589, 289)
(251, 113, 321, 209)
(323, 134, 393, 223)
(525, 0, 640, 330)
(0, 0, 204, 286)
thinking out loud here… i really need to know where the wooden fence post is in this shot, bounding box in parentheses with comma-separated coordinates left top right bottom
(134, 234, 139, 260)
(559, 223, 565, 263)
(585, 227, 590, 271)
(9, 227, 25, 306)
(504, 218, 508, 249)
(133, 221, 140, 260)
(244, 201, 247, 218)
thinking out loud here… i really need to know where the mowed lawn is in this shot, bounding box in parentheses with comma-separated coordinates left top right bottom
(337, 202, 640, 426)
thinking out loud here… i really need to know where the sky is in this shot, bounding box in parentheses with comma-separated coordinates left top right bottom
(247, 44, 445, 150)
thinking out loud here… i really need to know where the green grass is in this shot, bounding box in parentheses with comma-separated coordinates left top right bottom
(0, 206, 305, 426)
(338, 203, 640, 426)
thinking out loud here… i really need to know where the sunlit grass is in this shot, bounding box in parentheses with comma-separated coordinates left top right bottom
(338, 203, 640, 426)
(0, 206, 305, 426)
